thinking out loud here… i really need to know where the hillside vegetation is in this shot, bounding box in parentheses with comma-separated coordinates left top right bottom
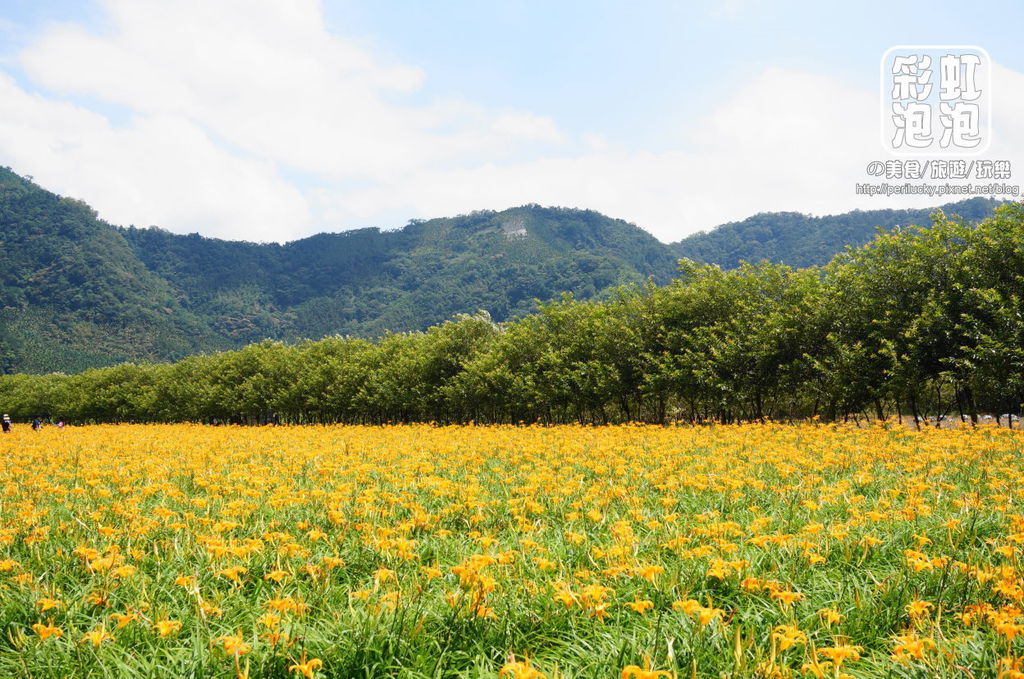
(3, 202, 1023, 425)
(0, 166, 1003, 373)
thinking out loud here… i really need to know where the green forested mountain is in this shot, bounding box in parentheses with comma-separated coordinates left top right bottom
(669, 197, 1002, 268)
(5, 203, 1024, 425)
(1, 167, 680, 372)
(0, 169, 224, 373)
(0, 166, 1005, 374)
(120, 206, 680, 345)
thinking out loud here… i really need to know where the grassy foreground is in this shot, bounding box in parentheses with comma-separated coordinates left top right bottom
(0, 423, 1023, 678)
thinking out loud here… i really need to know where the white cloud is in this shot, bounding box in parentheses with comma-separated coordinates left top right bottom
(0, 72, 310, 242)
(2, 0, 565, 240)
(327, 65, 1024, 242)
(0, 2, 1021, 243)
(489, 113, 565, 145)
(991, 63, 1024, 155)
(19, 0, 564, 182)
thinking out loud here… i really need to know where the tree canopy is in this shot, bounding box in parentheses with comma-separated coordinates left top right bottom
(0, 166, 1003, 374)
(4, 203, 1023, 426)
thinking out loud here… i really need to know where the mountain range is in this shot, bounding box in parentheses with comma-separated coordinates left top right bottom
(0, 166, 1003, 374)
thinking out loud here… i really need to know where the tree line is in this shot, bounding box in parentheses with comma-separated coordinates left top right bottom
(2, 204, 1023, 427)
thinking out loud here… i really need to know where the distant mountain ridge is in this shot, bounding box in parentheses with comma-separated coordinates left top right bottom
(670, 200, 1002, 269)
(119, 204, 680, 346)
(0, 166, 1005, 373)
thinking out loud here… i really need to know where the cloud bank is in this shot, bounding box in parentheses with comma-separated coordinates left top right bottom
(0, 0, 1021, 243)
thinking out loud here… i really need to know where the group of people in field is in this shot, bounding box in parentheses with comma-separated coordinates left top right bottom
(1, 414, 64, 433)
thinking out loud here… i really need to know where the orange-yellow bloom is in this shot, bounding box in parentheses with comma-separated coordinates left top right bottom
(32, 622, 63, 641)
(81, 627, 112, 647)
(154, 619, 182, 637)
(289, 657, 324, 678)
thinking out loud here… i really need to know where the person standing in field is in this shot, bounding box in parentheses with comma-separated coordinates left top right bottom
(1, 414, 10, 433)
(31, 416, 41, 431)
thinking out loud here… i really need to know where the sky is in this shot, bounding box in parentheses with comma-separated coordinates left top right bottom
(1, 0, 1022, 243)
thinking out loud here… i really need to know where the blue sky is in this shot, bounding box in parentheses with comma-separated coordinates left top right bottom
(1, 1, 1022, 242)
(327, 1, 1024, 143)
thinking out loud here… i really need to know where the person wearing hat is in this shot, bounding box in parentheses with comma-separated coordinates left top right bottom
(1, 414, 10, 434)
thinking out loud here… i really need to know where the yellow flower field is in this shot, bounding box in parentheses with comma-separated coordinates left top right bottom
(1, 423, 1023, 678)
